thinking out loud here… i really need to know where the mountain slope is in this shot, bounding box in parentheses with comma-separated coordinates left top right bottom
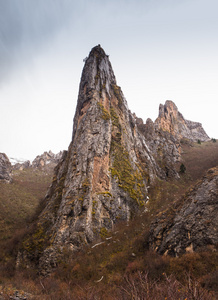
(20, 45, 164, 273)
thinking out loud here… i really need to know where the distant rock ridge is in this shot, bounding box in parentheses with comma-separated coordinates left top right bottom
(18, 45, 211, 273)
(12, 151, 63, 171)
(149, 166, 218, 256)
(31, 150, 63, 169)
(0, 153, 12, 183)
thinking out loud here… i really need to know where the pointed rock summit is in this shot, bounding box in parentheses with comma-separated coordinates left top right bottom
(21, 45, 161, 273)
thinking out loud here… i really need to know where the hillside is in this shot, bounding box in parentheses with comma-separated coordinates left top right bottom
(1, 141, 217, 299)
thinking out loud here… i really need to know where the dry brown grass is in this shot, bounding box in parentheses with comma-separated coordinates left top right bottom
(181, 140, 218, 181)
(0, 168, 52, 242)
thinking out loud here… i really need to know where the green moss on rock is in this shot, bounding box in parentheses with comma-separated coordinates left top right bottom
(109, 107, 146, 206)
(97, 102, 110, 121)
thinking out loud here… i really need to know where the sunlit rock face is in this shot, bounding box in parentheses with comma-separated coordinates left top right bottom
(0, 153, 12, 183)
(149, 166, 218, 256)
(155, 100, 210, 142)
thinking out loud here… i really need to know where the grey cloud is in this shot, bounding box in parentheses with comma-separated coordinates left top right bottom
(0, 0, 80, 82)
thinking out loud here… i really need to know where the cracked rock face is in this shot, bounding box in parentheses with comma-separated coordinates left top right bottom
(0, 153, 12, 183)
(20, 45, 163, 274)
(135, 116, 181, 179)
(149, 166, 218, 256)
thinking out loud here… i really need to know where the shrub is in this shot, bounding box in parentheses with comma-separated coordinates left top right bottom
(179, 163, 186, 174)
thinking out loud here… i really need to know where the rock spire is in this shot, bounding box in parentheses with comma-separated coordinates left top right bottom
(21, 45, 159, 273)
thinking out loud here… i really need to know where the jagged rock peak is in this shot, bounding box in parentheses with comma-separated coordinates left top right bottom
(19, 45, 162, 274)
(73, 44, 117, 140)
(155, 100, 210, 142)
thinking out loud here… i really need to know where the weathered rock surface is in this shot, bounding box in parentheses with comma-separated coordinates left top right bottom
(155, 100, 210, 142)
(149, 166, 218, 256)
(134, 100, 210, 178)
(0, 153, 12, 183)
(135, 116, 181, 179)
(20, 45, 165, 273)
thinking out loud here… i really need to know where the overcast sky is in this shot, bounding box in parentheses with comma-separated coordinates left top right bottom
(0, 0, 217, 160)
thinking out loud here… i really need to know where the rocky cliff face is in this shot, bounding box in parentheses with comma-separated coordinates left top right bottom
(155, 100, 210, 142)
(134, 100, 210, 178)
(19, 46, 211, 273)
(149, 166, 218, 256)
(135, 116, 181, 179)
(20, 45, 163, 273)
(0, 153, 12, 183)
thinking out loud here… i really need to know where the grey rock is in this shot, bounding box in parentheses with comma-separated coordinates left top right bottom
(13, 160, 31, 171)
(19, 45, 161, 273)
(0, 153, 12, 182)
(149, 166, 218, 256)
(31, 150, 63, 169)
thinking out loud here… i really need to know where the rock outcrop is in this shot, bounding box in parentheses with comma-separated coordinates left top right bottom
(155, 100, 210, 142)
(134, 100, 210, 178)
(0, 153, 12, 183)
(135, 116, 181, 179)
(12, 151, 63, 171)
(20, 45, 164, 273)
(13, 160, 31, 171)
(19, 45, 211, 273)
(149, 166, 218, 256)
(31, 151, 63, 170)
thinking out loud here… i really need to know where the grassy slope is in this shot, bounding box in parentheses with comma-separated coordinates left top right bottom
(0, 168, 52, 241)
(0, 141, 217, 299)
(182, 140, 218, 181)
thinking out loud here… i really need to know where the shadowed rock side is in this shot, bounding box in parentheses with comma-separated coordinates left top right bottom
(19, 45, 164, 273)
(155, 100, 210, 142)
(135, 116, 181, 179)
(149, 166, 218, 256)
(0, 153, 12, 183)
